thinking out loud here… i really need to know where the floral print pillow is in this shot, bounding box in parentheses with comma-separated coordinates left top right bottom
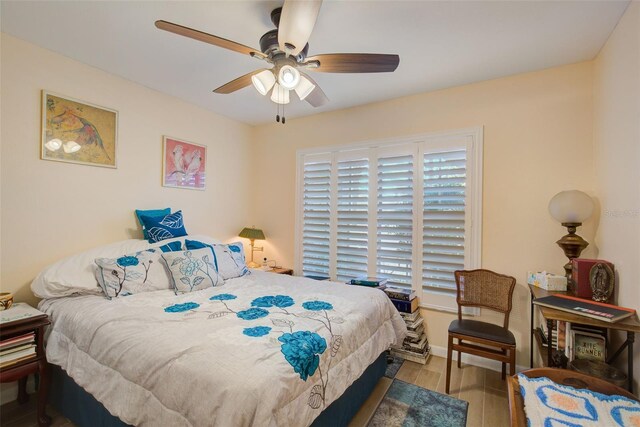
(212, 241, 250, 280)
(162, 248, 222, 294)
(95, 249, 171, 299)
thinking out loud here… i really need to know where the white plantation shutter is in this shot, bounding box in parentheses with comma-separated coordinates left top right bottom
(422, 149, 467, 291)
(336, 157, 369, 282)
(301, 159, 331, 277)
(296, 129, 481, 311)
(376, 153, 414, 288)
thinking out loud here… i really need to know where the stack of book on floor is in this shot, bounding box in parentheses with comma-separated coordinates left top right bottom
(385, 286, 430, 364)
(0, 332, 36, 368)
(383, 286, 418, 314)
(349, 276, 387, 290)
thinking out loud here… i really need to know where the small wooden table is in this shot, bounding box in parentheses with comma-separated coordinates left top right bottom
(529, 284, 640, 393)
(0, 312, 51, 426)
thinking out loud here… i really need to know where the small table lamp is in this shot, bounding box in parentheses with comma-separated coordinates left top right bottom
(548, 190, 595, 283)
(239, 226, 266, 268)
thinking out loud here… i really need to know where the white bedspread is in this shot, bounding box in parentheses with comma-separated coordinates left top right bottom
(41, 271, 406, 427)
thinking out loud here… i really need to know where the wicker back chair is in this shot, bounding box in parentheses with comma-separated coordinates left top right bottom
(446, 269, 517, 394)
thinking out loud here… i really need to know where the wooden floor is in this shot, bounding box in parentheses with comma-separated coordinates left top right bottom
(349, 355, 510, 427)
(0, 356, 510, 427)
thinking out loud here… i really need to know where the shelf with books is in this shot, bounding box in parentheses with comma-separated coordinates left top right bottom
(528, 284, 640, 393)
(0, 303, 51, 426)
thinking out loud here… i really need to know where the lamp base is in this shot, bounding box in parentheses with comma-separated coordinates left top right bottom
(556, 222, 589, 285)
(247, 261, 261, 269)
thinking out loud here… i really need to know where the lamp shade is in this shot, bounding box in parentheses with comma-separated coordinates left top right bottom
(548, 190, 594, 224)
(294, 75, 316, 101)
(270, 83, 290, 104)
(278, 65, 300, 90)
(239, 227, 265, 241)
(251, 70, 276, 96)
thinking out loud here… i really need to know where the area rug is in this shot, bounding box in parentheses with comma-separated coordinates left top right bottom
(368, 379, 469, 427)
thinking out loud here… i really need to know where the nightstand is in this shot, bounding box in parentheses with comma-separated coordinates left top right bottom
(268, 267, 293, 275)
(0, 305, 51, 426)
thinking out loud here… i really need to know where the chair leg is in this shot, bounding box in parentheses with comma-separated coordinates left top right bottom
(446, 335, 453, 394)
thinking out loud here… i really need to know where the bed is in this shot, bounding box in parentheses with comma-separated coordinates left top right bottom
(33, 236, 406, 427)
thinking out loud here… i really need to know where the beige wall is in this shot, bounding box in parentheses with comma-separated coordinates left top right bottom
(593, 2, 640, 391)
(0, 34, 254, 306)
(251, 62, 597, 368)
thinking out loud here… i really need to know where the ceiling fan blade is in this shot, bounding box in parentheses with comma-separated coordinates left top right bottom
(305, 53, 399, 73)
(213, 69, 267, 94)
(278, 0, 322, 56)
(300, 72, 328, 107)
(155, 20, 266, 59)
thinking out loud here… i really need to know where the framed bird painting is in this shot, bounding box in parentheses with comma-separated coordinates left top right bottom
(41, 91, 117, 168)
(162, 136, 207, 190)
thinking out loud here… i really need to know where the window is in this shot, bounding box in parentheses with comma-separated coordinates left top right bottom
(296, 128, 482, 311)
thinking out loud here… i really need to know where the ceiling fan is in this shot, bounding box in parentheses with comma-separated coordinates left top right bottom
(155, 0, 399, 123)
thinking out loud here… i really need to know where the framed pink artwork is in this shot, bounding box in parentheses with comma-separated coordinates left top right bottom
(162, 136, 206, 190)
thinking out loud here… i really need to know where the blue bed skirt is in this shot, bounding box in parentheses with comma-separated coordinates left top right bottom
(50, 352, 387, 426)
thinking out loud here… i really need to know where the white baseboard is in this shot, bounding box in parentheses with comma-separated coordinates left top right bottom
(0, 378, 36, 406)
(429, 344, 528, 374)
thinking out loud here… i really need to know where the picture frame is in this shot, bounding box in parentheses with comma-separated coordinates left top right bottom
(41, 90, 117, 168)
(571, 329, 606, 362)
(162, 136, 207, 190)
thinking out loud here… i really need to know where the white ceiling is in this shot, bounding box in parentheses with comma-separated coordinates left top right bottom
(1, 1, 629, 125)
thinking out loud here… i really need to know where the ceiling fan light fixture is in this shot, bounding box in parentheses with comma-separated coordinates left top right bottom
(251, 70, 276, 96)
(270, 83, 290, 104)
(278, 65, 300, 90)
(294, 75, 316, 101)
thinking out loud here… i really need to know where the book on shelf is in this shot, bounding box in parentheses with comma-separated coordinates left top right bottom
(383, 286, 416, 301)
(0, 353, 37, 369)
(0, 345, 36, 366)
(389, 297, 418, 314)
(0, 303, 46, 325)
(0, 332, 35, 351)
(350, 276, 388, 287)
(571, 329, 606, 362)
(533, 295, 636, 323)
(0, 343, 36, 357)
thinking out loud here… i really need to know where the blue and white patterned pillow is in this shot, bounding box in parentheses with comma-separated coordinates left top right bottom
(162, 248, 223, 294)
(212, 241, 250, 280)
(139, 211, 188, 243)
(95, 249, 171, 299)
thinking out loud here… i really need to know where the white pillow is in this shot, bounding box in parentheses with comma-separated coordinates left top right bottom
(96, 249, 172, 298)
(31, 235, 222, 299)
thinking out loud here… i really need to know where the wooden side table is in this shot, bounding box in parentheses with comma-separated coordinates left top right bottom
(268, 267, 293, 275)
(0, 311, 51, 426)
(528, 284, 640, 393)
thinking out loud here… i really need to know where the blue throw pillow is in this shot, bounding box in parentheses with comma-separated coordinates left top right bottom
(139, 210, 188, 243)
(135, 208, 170, 240)
(185, 239, 218, 271)
(159, 241, 183, 253)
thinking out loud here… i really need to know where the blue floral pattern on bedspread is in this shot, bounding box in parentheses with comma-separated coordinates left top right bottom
(163, 292, 344, 410)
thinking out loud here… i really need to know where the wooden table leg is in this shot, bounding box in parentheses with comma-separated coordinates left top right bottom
(37, 361, 51, 427)
(627, 331, 634, 394)
(546, 318, 554, 367)
(17, 376, 29, 404)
